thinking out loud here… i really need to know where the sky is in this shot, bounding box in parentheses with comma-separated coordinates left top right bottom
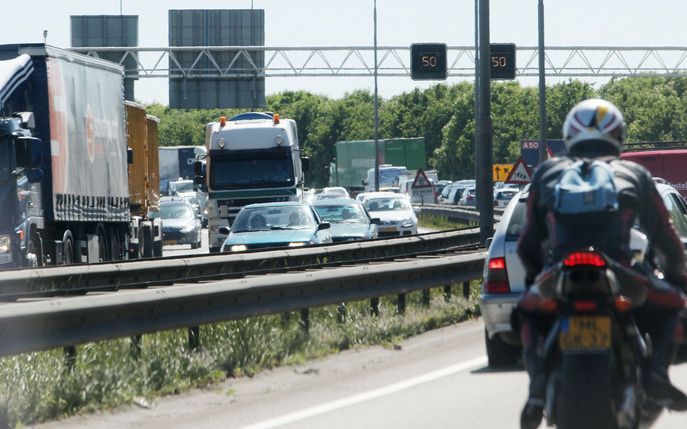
(1, 0, 686, 105)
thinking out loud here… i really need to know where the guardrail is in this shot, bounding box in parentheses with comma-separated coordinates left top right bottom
(0, 251, 486, 357)
(415, 204, 503, 223)
(0, 228, 480, 300)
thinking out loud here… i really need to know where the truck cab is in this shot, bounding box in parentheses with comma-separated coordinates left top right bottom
(0, 113, 43, 268)
(199, 112, 306, 252)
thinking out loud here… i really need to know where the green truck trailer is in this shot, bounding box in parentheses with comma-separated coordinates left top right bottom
(330, 138, 427, 192)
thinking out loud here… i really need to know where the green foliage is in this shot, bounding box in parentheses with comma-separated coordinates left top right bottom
(418, 214, 471, 230)
(0, 290, 480, 427)
(145, 76, 684, 186)
(600, 76, 687, 141)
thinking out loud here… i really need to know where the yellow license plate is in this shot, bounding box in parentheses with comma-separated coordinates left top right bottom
(379, 227, 397, 233)
(559, 316, 611, 351)
(165, 240, 177, 245)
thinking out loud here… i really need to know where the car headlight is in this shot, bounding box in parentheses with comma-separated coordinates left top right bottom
(288, 242, 307, 247)
(0, 235, 10, 254)
(401, 218, 415, 228)
(230, 244, 247, 252)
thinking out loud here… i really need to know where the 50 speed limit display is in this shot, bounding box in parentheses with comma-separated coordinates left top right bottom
(490, 43, 516, 80)
(410, 43, 447, 81)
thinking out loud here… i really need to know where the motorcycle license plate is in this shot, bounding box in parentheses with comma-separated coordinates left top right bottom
(559, 316, 611, 351)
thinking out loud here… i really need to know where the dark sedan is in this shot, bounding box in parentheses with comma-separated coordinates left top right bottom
(154, 198, 202, 249)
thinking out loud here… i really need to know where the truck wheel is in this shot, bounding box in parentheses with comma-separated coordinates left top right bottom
(110, 231, 123, 261)
(62, 231, 75, 265)
(142, 224, 153, 258)
(154, 240, 163, 257)
(97, 225, 109, 262)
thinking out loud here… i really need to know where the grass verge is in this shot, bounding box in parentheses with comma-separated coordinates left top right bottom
(0, 282, 482, 428)
(418, 213, 472, 230)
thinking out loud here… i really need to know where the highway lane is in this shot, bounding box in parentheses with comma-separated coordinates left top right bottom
(161, 227, 436, 258)
(34, 319, 687, 429)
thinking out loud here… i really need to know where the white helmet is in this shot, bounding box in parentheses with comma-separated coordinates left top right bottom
(562, 99, 626, 155)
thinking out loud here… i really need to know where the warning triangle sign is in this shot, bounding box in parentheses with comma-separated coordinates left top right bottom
(412, 168, 433, 188)
(504, 157, 532, 184)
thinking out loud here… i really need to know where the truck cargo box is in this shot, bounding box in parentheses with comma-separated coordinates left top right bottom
(0, 44, 128, 223)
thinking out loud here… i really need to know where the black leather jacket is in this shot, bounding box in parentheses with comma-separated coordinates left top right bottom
(517, 156, 687, 290)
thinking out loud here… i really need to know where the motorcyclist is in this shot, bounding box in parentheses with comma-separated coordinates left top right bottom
(516, 98, 687, 429)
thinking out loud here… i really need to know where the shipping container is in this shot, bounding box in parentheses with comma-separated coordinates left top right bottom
(331, 138, 427, 191)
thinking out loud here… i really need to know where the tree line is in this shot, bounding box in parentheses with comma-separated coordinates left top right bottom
(146, 76, 687, 188)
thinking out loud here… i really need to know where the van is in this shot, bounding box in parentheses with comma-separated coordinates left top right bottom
(621, 149, 687, 199)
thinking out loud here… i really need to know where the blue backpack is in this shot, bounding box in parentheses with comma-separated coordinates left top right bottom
(554, 160, 618, 215)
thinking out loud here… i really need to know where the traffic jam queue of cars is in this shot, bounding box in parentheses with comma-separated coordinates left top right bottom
(217, 192, 418, 252)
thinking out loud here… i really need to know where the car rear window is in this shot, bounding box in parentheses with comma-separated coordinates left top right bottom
(505, 201, 527, 241)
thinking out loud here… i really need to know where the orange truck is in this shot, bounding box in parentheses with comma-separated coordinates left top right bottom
(125, 101, 163, 258)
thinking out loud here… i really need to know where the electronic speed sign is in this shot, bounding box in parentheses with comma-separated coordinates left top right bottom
(410, 43, 447, 80)
(490, 43, 516, 80)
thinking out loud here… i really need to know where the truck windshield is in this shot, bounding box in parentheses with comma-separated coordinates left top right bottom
(210, 148, 295, 189)
(0, 138, 11, 183)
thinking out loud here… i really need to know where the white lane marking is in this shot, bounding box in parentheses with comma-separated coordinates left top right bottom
(241, 355, 488, 429)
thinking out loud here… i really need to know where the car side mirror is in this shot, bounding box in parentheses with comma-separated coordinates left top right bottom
(317, 222, 331, 231)
(218, 226, 230, 235)
(485, 237, 493, 248)
(370, 217, 380, 225)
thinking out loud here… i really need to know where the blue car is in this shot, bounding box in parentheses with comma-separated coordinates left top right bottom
(220, 202, 332, 252)
(311, 198, 378, 242)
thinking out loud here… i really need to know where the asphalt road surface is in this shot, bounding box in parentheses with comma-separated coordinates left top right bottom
(35, 319, 687, 429)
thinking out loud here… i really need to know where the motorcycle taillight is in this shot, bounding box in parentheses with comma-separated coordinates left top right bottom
(485, 257, 510, 293)
(563, 251, 606, 268)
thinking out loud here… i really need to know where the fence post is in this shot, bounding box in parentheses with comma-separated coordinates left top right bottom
(397, 293, 406, 315)
(443, 285, 452, 302)
(300, 308, 310, 333)
(64, 346, 76, 371)
(337, 303, 347, 323)
(282, 312, 291, 328)
(370, 297, 380, 317)
(422, 289, 431, 307)
(188, 326, 200, 351)
(130, 335, 142, 359)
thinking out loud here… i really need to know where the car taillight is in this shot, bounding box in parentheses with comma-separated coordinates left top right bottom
(485, 257, 510, 294)
(562, 251, 606, 268)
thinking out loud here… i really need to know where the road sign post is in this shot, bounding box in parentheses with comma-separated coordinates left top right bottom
(411, 169, 435, 205)
(410, 43, 448, 80)
(490, 43, 516, 80)
(492, 163, 513, 182)
(504, 156, 532, 184)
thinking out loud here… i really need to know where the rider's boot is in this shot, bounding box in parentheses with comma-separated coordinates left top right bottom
(643, 311, 687, 411)
(520, 318, 547, 429)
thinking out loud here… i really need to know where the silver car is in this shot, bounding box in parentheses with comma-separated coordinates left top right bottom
(480, 189, 528, 368)
(481, 180, 687, 368)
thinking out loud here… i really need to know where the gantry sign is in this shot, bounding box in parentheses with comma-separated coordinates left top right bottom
(72, 45, 687, 79)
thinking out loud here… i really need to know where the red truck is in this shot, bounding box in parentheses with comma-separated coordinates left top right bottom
(621, 144, 687, 199)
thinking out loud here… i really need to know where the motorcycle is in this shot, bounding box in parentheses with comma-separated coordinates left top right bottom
(529, 234, 676, 429)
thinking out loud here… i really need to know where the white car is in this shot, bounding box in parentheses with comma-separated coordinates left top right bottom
(321, 186, 350, 199)
(360, 192, 418, 237)
(493, 188, 518, 208)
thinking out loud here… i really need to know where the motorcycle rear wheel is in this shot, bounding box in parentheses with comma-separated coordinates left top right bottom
(556, 353, 616, 429)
